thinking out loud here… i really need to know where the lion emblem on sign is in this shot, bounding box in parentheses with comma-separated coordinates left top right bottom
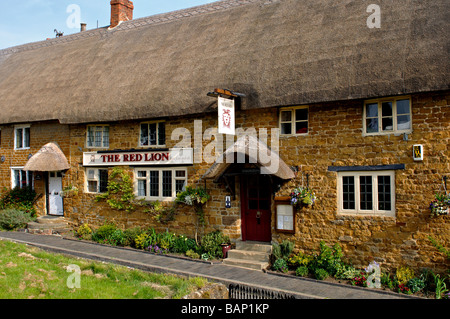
(222, 109, 232, 129)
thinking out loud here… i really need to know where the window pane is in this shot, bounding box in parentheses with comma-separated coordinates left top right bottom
(281, 123, 292, 135)
(137, 171, 147, 178)
(366, 103, 378, 118)
(360, 176, 373, 210)
(366, 118, 379, 133)
(16, 128, 23, 148)
(175, 170, 186, 178)
(381, 102, 393, 117)
(158, 122, 166, 146)
(162, 171, 172, 197)
(138, 180, 147, 197)
(140, 124, 149, 146)
(397, 115, 411, 131)
(378, 176, 391, 211)
(149, 171, 159, 197)
(99, 170, 109, 193)
(87, 127, 94, 147)
(24, 128, 30, 148)
(149, 123, 157, 146)
(175, 179, 186, 194)
(382, 117, 393, 131)
(103, 127, 109, 148)
(295, 108, 308, 121)
(396, 99, 410, 115)
(88, 181, 98, 193)
(95, 128, 102, 147)
(280, 111, 292, 122)
(342, 176, 355, 210)
(295, 121, 308, 134)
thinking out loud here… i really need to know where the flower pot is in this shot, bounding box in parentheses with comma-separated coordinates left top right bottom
(221, 244, 231, 259)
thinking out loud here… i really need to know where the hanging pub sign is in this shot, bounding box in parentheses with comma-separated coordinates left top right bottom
(218, 96, 235, 135)
(83, 148, 193, 167)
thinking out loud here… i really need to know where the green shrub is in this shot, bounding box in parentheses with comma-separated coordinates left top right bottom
(407, 277, 426, 294)
(186, 250, 200, 259)
(314, 268, 329, 281)
(200, 231, 230, 259)
(272, 259, 288, 273)
(91, 223, 118, 243)
(0, 187, 38, 217)
(122, 227, 145, 248)
(309, 241, 344, 276)
(108, 229, 125, 246)
(287, 251, 313, 269)
(272, 240, 294, 260)
(173, 235, 198, 254)
(0, 208, 35, 230)
(76, 224, 92, 240)
(295, 266, 309, 277)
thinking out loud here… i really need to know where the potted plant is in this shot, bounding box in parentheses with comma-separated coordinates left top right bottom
(429, 192, 450, 217)
(290, 186, 316, 209)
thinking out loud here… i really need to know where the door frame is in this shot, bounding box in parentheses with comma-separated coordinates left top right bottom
(240, 174, 272, 242)
(46, 171, 64, 216)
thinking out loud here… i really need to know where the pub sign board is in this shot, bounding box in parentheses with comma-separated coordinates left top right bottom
(83, 148, 194, 166)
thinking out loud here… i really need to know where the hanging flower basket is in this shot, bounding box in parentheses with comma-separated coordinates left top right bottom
(429, 192, 450, 217)
(290, 186, 317, 209)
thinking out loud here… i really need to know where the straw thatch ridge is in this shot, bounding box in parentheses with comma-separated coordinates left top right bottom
(23, 142, 70, 172)
(0, 0, 448, 125)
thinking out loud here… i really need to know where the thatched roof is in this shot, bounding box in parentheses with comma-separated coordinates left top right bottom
(23, 142, 70, 172)
(0, 0, 448, 125)
(203, 135, 295, 181)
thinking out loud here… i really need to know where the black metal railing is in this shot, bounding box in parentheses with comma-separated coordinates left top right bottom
(228, 284, 296, 299)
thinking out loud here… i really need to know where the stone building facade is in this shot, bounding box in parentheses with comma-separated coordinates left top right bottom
(0, 0, 448, 273)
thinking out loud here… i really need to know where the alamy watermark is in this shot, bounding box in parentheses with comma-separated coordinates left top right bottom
(66, 4, 81, 29)
(66, 264, 81, 289)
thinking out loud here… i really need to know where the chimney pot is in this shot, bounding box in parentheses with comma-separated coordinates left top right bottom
(80, 23, 87, 32)
(110, 0, 134, 28)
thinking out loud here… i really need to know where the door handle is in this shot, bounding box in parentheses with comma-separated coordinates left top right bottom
(256, 211, 262, 219)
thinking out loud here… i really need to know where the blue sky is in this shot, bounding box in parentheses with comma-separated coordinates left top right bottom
(0, 0, 217, 50)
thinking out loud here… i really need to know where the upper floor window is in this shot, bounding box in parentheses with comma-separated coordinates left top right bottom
(140, 121, 165, 147)
(279, 106, 309, 136)
(363, 97, 412, 135)
(15, 125, 30, 150)
(87, 125, 109, 148)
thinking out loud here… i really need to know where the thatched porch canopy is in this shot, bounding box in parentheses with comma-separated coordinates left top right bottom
(23, 142, 70, 172)
(0, 0, 448, 125)
(203, 135, 295, 182)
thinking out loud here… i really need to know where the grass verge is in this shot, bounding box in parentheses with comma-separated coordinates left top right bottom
(0, 239, 208, 299)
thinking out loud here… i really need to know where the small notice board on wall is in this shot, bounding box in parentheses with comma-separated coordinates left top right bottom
(275, 197, 295, 234)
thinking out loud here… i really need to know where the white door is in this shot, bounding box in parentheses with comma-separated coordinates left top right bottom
(48, 172, 64, 216)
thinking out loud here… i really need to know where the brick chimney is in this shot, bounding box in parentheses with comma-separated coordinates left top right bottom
(110, 0, 134, 28)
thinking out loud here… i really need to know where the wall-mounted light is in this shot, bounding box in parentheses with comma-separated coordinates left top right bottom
(28, 153, 33, 159)
(0, 156, 5, 163)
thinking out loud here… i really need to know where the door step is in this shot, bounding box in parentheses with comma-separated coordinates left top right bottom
(223, 241, 272, 271)
(27, 216, 71, 235)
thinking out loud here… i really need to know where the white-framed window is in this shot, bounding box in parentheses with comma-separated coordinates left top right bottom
(85, 168, 109, 194)
(363, 97, 412, 135)
(14, 125, 30, 150)
(279, 106, 309, 136)
(11, 167, 33, 189)
(135, 167, 187, 200)
(86, 125, 109, 148)
(140, 121, 166, 147)
(337, 171, 395, 217)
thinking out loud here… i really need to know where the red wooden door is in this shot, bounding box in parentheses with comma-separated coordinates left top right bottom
(241, 174, 272, 242)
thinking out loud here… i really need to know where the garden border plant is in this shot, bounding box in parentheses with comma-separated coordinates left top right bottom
(269, 240, 450, 299)
(73, 222, 230, 263)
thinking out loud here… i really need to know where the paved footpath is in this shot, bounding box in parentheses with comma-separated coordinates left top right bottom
(0, 231, 418, 299)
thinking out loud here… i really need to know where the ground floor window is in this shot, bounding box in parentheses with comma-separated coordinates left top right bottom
(135, 167, 187, 201)
(337, 170, 395, 217)
(11, 167, 33, 189)
(86, 168, 109, 194)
